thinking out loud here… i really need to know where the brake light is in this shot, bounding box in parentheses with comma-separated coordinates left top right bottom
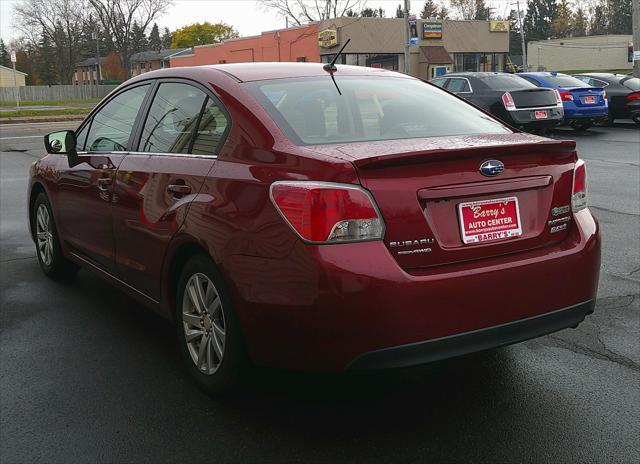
(572, 159, 587, 212)
(627, 92, 640, 101)
(558, 91, 573, 102)
(270, 181, 385, 243)
(554, 89, 563, 105)
(502, 92, 516, 111)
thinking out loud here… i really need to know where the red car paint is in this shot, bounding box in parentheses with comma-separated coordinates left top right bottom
(28, 63, 600, 372)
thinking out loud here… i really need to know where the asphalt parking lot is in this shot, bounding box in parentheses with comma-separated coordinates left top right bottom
(1, 121, 638, 463)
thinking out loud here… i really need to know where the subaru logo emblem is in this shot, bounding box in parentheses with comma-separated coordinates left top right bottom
(479, 160, 504, 177)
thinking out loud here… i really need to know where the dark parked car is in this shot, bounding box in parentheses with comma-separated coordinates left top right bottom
(519, 72, 608, 130)
(573, 73, 640, 125)
(431, 72, 564, 133)
(29, 63, 600, 394)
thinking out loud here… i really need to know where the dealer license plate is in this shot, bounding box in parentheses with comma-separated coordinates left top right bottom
(583, 96, 596, 104)
(458, 197, 522, 244)
(534, 110, 548, 119)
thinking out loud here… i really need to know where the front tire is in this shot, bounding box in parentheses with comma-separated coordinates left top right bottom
(32, 193, 79, 278)
(175, 254, 246, 395)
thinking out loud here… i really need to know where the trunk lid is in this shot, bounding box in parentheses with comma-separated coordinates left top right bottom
(565, 86, 606, 107)
(308, 134, 577, 270)
(510, 88, 558, 108)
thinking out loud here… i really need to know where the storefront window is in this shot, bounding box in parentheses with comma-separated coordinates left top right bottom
(454, 53, 507, 72)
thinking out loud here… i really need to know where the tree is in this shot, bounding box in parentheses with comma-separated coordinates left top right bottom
(474, 0, 490, 20)
(102, 50, 125, 81)
(162, 27, 173, 48)
(148, 23, 162, 51)
(450, 0, 476, 20)
(607, 0, 631, 34)
(508, 9, 523, 58)
(0, 39, 9, 67)
(396, 4, 404, 18)
(420, 0, 440, 19)
(130, 21, 149, 55)
(13, 0, 89, 84)
(171, 22, 238, 48)
(572, 7, 587, 37)
(550, 0, 573, 38)
(260, 0, 366, 25)
(437, 6, 450, 19)
(37, 30, 59, 84)
(89, 0, 171, 78)
(589, 2, 608, 35)
(360, 7, 384, 17)
(523, 0, 558, 42)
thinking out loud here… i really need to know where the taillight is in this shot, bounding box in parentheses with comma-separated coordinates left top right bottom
(270, 181, 385, 243)
(558, 91, 573, 102)
(502, 92, 516, 111)
(554, 89, 563, 105)
(627, 92, 640, 101)
(572, 159, 587, 212)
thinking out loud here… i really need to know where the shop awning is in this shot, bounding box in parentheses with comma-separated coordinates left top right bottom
(421, 46, 452, 64)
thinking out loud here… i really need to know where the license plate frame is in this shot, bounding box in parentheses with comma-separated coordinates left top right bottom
(458, 196, 523, 244)
(583, 95, 596, 104)
(534, 110, 548, 119)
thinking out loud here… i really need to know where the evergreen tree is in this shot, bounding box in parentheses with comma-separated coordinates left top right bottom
(551, 0, 573, 38)
(437, 6, 450, 19)
(148, 23, 162, 51)
(607, 0, 631, 34)
(508, 9, 523, 57)
(573, 8, 587, 37)
(474, 0, 490, 20)
(589, 2, 608, 35)
(37, 30, 58, 84)
(162, 27, 173, 49)
(523, 0, 558, 42)
(396, 4, 404, 18)
(420, 0, 440, 19)
(130, 21, 148, 54)
(0, 39, 10, 67)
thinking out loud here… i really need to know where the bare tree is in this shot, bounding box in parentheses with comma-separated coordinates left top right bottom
(13, 0, 89, 84)
(260, 0, 367, 26)
(449, 0, 477, 20)
(88, 0, 172, 78)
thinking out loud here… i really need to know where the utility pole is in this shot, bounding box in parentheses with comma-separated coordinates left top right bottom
(514, 0, 527, 71)
(403, 0, 410, 74)
(633, 0, 639, 77)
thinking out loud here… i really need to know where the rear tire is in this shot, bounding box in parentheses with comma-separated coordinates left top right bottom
(632, 113, 640, 125)
(32, 193, 79, 278)
(570, 121, 592, 131)
(175, 254, 247, 396)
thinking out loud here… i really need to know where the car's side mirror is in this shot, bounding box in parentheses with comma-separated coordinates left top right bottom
(44, 130, 79, 167)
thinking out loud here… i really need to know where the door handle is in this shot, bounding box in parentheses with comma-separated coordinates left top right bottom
(167, 183, 192, 197)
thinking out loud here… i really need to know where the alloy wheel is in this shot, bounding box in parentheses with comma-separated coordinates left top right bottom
(36, 204, 54, 266)
(181, 273, 226, 375)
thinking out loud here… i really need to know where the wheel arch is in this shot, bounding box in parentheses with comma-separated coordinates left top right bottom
(28, 182, 48, 241)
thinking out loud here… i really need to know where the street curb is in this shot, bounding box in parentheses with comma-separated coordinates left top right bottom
(0, 115, 86, 124)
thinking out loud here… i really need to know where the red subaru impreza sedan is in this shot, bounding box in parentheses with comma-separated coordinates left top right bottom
(28, 63, 600, 394)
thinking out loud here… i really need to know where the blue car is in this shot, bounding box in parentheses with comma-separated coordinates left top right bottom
(519, 72, 608, 130)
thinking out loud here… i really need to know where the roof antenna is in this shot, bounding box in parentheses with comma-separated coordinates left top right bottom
(323, 38, 351, 73)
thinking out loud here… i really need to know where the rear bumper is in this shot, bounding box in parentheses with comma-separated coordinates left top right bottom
(229, 210, 600, 372)
(508, 107, 563, 127)
(349, 299, 594, 370)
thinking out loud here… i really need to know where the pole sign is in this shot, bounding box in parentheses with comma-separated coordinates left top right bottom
(10, 50, 16, 63)
(408, 15, 418, 45)
(422, 20, 443, 40)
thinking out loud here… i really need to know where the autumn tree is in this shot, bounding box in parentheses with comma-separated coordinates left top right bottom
(171, 22, 238, 48)
(101, 51, 125, 81)
(260, 0, 366, 25)
(89, 0, 171, 78)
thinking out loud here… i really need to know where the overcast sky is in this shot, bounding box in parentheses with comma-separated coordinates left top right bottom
(0, 0, 516, 45)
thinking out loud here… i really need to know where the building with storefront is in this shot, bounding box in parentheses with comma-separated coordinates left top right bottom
(526, 35, 633, 72)
(170, 18, 509, 81)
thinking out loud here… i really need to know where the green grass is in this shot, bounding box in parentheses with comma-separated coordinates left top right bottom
(0, 98, 100, 107)
(0, 108, 92, 118)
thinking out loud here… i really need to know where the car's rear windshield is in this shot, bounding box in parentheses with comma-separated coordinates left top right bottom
(244, 76, 511, 145)
(480, 75, 536, 91)
(545, 74, 590, 88)
(621, 77, 640, 91)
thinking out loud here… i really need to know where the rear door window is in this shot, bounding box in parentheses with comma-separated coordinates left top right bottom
(138, 82, 208, 154)
(431, 78, 447, 88)
(85, 84, 150, 152)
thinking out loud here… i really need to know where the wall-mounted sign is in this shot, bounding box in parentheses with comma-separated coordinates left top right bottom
(423, 20, 443, 40)
(318, 29, 338, 48)
(489, 21, 510, 32)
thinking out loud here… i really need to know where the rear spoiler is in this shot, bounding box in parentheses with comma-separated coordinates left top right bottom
(352, 139, 577, 170)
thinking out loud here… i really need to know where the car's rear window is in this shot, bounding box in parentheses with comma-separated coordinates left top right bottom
(244, 76, 510, 145)
(481, 75, 536, 90)
(545, 74, 590, 88)
(621, 77, 640, 91)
